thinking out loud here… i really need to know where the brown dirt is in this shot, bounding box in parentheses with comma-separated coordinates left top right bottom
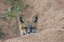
(0, 0, 64, 42)
(0, 0, 20, 39)
(0, 28, 64, 42)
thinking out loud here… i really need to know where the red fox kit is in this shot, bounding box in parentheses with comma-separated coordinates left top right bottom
(18, 14, 38, 35)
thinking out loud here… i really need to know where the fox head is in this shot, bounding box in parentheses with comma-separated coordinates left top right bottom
(19, 15, 38, 35)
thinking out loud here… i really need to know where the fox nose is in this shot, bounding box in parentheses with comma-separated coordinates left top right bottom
(28, 32, 30, 34)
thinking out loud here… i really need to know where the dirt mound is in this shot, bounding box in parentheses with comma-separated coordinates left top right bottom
(1, 28, 63, 42)
(21, 0, 64, 32)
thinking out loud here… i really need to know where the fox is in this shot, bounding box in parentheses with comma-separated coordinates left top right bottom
(18, 14, 38, 35)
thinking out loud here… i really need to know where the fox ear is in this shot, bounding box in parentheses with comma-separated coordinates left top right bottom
(19, 15, 25, 23)
(32, 15, 38, 23)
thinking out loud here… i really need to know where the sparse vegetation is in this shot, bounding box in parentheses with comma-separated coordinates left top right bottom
(1, 0, 29, 21)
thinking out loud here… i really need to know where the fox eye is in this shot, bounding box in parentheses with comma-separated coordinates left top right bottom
(19, 17, 25, 23)
(32, 15, 38, 23)
(24, 27, 27, 29)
